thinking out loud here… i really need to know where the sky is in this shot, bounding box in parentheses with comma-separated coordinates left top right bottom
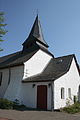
(0, 0, 80, 64)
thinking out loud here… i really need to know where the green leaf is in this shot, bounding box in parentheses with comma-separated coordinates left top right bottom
(0, 29, 7, 35)
(0, 39, 4, 42)
(0, 12, 4, 15)
(0, 23, 7, 27)
(0, 11, 7, 51)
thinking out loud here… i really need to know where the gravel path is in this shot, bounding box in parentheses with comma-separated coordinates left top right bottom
(0, 109, 80, 120)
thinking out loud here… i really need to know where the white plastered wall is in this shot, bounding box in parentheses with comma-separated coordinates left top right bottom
(18, 82, 51, 110)
(17, 50, 52, 110)
(4, 65, 24, 101)
(3, 49, 52, 110)
(23, 49, 52, 78)
(0, 69, 9, 98)
(54, 58, 80, 109)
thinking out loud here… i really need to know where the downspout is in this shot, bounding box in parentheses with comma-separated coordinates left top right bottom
(8, 67, 11, 85)
(51, 78, 54, 111)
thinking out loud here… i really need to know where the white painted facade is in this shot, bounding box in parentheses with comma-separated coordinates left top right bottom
(0, 50, 52, 110)
(0, 50, 80, 111)
(23, 50, 52, 78)
(18, 82, 51, 110)
(4, 65, 24, 101)
(0, 68, 9, 98)
(54, 58, 80, 109)
(16, 49, 52, 110)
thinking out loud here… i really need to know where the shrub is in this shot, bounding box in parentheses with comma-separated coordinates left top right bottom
(0, 98, 13, 109)
(66, 98, 71, 107)
(13, 104, 27, 110)
(63, 102, 80, 114)
(0, 98, 27, 110)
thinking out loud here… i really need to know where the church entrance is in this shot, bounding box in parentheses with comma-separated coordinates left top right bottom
(37, 85, 47, 110)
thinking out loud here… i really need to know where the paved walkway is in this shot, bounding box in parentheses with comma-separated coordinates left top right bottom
(0, 109, 80, 120)
(0, 118, 12, 120)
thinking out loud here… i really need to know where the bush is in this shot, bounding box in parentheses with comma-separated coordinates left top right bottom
(63, 102, 80, 114)
(0, 98, 27, 110)
(13, 104, 27, 110)
(0, 98, 13, 109)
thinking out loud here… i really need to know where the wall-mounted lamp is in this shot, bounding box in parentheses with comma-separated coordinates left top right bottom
(32, 84, 35, 88)
(48, 83, 51, 87)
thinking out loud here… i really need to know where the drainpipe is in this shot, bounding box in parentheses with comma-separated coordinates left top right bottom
(51, 78, 54, 111)
(8, 67, 11, 85)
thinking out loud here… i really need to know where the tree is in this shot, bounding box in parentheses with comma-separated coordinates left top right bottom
(0, 12, 7, 51)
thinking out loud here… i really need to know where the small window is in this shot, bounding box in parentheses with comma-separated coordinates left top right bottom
(0, 72, 2, 86)
(59, 59, 63, 62)
(61, 87, 65, 99)
(68, 88, 71, 99)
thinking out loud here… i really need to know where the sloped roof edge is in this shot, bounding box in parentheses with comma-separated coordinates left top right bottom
(22, 54, 76, 83)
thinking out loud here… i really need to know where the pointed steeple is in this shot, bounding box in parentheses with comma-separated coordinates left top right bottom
(28, 15, 48, 47)
(22, 15, 49, 52)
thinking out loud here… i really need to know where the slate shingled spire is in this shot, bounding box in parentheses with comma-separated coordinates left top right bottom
(28, 15, 49, 47)
(22, 15, 49, 52)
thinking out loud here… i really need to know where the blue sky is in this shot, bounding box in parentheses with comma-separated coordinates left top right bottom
(0, 0, 80, 64)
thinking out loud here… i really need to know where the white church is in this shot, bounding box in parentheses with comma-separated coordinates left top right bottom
(0, 15, 80, 110)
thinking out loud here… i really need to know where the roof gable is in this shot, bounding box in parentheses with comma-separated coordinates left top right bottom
(23, 54, 75, 82)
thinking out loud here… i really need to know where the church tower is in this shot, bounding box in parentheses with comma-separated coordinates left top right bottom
(22, 15, 53, 57)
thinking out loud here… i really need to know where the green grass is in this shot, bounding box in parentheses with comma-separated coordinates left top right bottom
(63, 102, 80, 114)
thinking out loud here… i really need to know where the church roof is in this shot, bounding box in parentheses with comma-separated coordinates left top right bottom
(0, 50, 38, 69)
(23, 15, 49, 48)
(0, 47, 53, 69)
(22, 54, 79, 83)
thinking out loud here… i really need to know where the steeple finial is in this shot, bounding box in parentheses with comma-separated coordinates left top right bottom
(36, 9, 39, 16)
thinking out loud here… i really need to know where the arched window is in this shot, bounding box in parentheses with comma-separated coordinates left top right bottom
(68, 88, 71, 99)
(61, 87, 65, 99)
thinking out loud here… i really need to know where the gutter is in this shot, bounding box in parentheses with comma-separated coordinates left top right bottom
(0, 63, 24, 69)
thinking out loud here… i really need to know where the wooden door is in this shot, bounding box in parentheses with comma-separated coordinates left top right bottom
(37, 85, 47, 110)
